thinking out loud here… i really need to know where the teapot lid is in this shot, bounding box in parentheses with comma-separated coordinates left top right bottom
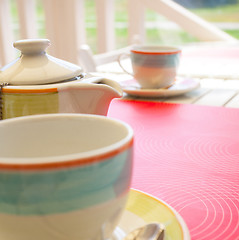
(0, 39, 83, 85)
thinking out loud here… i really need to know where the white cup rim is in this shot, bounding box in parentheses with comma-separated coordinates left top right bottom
(0, 114, 133, 169)
(131, 45, 181, 54)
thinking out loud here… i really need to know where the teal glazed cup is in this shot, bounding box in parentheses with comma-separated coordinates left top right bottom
(0, 114, 133, 240)
(119, 45, 181, 89)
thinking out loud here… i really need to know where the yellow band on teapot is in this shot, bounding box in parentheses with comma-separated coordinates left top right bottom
(2, 91, 58, 119)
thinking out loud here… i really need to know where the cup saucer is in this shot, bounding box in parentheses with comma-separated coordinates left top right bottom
(121, 77, 200, 98)
(112, 189, 190, 240)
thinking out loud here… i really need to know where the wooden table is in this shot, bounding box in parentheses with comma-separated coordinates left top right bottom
(93, 43, 239, 108)
(92, 72, 239, 108)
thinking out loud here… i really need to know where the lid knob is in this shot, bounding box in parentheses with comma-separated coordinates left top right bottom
(13, 39, 50, 55)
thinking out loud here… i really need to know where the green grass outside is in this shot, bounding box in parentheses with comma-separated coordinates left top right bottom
(225, 29, 239, 39)
(191, 0, 239, 22)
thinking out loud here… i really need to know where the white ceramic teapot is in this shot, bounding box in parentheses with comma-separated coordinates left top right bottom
(0, 39, 122, 120)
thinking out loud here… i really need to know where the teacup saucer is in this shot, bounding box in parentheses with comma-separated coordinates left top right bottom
(121, 77, 200, 98)
(112, 189, 190, 240)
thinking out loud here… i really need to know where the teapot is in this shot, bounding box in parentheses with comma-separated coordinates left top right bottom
(0, 39, 122, 120)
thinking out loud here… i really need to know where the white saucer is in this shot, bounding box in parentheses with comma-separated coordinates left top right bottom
(112, 189, 190, 240)
(121, 77, 200, 98)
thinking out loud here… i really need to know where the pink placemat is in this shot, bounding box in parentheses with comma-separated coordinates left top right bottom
(108, 99, 239, 240)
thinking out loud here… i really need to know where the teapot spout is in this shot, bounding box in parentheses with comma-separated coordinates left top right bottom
(81, 76, 123, 98)
(57, 76, 123, 116)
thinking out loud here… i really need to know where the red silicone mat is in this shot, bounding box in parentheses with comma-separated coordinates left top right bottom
(108, 99, 239, 240)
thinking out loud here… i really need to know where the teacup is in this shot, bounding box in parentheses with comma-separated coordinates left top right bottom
(0, 114, 133, 240)
(118, 45, 181, 89)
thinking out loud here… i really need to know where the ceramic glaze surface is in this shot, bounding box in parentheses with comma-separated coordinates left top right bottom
(117, 189, 190, 240)
(118, 45, 181, 89)
(1, 77, 123, 119)
(0, 114, 133, 240)
(0, 39, 123, 120)
(131, 51, 180, 68)
(121, 77, 200, 97)
(0, 149, 132, 215)
(0, 39, 83, 85)
(131, 46, 181, 89)
(2, 91, 58, 119)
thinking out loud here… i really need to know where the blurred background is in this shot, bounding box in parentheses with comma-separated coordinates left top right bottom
(9, 0, 239, 53)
